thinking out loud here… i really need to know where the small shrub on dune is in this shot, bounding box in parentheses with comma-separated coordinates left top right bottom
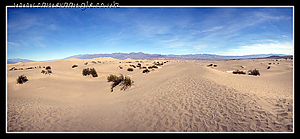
(84, 62, 88, 65)
(92, 61, 97, 64)
(207, 64, 213, 67)
(47, 69, 52, 74)
(107, 74, 134, 92)
(248, 69, 260, 76)
(82, 68, 90, 76)
(121, 76, 134, 91)
(232, 70, 246, 74)
(41, 69, 52, 75)
(148, 65, 158, 69)
(17, 74, 28, 84)
(45, 66, 51, 70)
(107, 74, 118, 82)
(41, 70, 46, 74)
(72, 65, 78, 68)
(82, 68, 98, 77)
(142, 69, 150, 73)
(137, 63, 142, 69)
(90, 68, 98, 77)
(9, 67, 16, 71)
(127, 68, 134, 71)
(267, 66, 270, 69)
(130, 64, 136, 68)
(154, 61, 163, 66)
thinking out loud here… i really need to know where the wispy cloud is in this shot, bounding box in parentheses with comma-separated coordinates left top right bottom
(220, 42, 293, 56)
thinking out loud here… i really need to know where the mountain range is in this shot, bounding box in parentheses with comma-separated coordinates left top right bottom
(7, 58, 36, 64)
(7, 52, 292, 64)
(64, 52, 292, 60)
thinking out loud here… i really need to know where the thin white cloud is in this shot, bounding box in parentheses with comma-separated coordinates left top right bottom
(220, 41, 293, 56)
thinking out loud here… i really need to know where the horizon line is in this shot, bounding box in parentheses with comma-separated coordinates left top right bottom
(7, 52, 293, 62)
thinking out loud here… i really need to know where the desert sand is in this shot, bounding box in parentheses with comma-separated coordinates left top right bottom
(6, 57, 293, 132)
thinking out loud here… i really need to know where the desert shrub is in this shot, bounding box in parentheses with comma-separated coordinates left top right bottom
(267, 66, 270, 69)
(107, 74, 117, 82)
(213, 65, 217, 67)
(41, 70, 46, 74)
(26, 67, 34, 69)
(130, 64, 136, 68)
(127, 68, 134, 71)
(89, 68, 98, 77)
(82, 68, 90, 76)
(248, 69, 260, 76)
(107, 74, 134, 92)
(92, 61, 97, 64)
(121, 76, 134, 90)
(233, 70, 246, 74)
(17, 75, 28, 84)
(207, 64, 213, 67)
(98, 61, 101, 63)
(151, 65, 158, 68)
(154, 61, 163, 66)
(9, 67, 16, 71)
(41, 69, 52, 75)
(119, 66, 123, 69)
(143, 69, 150, 73)
(84, 62, 88, 65)
(82, 68, 97, 77)
(18, 68, 23, 70)
(148, 65, 158, 69)
(269, 63, 272, 65)
(137, 63, 142, 68)
(45, 66, 51, 70)
(72, 65, 78, 68)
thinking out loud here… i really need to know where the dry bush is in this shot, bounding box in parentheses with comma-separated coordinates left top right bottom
(233, 70, 246, 74)
(127, 68, 134, 71)
(248, 69, 260, 76)
(107, 74, 134, 92)
(17, 74, 28, 84)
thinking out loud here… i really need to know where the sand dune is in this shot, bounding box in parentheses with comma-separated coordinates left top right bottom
(6, 58, 293, 132)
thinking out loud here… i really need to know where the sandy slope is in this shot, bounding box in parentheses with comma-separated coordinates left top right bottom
(7, 58, 293, 132)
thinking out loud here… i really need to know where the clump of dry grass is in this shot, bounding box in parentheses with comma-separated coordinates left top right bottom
(248, 69, 260, 76)
(233, 70, 246, 74)
(142, 69, 150, 73)
(82, 68, 98, 77)
(107, 74, 134, 92)
(17, 74, 28, 84)
(72, 65, 78, 68)
(127, 68, 134, 71)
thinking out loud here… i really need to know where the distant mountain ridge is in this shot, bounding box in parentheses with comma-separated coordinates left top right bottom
(7, 52, 292, 64)
(64, 52, 292, 61)
(7, 58, 35, 64)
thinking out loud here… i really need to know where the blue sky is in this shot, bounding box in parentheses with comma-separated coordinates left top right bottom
(7, 7, 293, 61)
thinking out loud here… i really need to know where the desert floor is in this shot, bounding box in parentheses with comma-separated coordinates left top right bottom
(7, 58, 293, 132)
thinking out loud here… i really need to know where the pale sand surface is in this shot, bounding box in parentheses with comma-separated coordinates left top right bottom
(7, 58, 293, 132)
